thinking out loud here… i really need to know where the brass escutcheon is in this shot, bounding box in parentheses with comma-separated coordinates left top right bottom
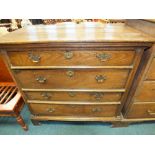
(64, 51, 73, 59)
(66, 70, 74, 77)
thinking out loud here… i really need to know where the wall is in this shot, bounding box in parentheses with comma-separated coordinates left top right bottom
(0, 55, 13, 82)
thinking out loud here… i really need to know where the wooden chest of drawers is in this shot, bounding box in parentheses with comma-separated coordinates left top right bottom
(0, 22, 155, 126)
(123, 45, 155, 119)
(122, 20, 155, 123)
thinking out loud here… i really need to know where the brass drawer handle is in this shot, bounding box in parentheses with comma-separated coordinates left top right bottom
(66, 70, 74, 77)
(95, 75, 107, 83)
(92, 107, 102, 113)
(68, 92, 76, 97)
(36, 76, 46, 83)
(147, 110, 155, 115)
(90, 92, 104, 101)
(41, 92, 52, 99)
(28, 52, 41, 63)
(96, 53, 111, 62)
(64, 51, 73, 59)
(46, 108, 55, 113)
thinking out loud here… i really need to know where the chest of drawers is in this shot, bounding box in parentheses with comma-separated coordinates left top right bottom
(122, 20, 155, 123)
(123, 45, 155, 119)
(0, 22, 155, 126)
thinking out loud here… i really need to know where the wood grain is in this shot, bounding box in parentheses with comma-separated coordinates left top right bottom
(29, 103, 119, 117)
(1, 22, 154, 124)
(122, 45, 155, 117)
(25, 91, 122, 102)
(134, 81, 155, 102)
(145, 58, 155, 80)
(13, 69, 130, 89)
(127, 103, 155, 118)
(8, 50, 135, 66)
(0, 23, 155, 44)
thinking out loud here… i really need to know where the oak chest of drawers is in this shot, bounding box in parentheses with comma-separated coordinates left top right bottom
(0, 22, 155, 126)
(123, 45, 155, 120)
(121, 19, 155, 123)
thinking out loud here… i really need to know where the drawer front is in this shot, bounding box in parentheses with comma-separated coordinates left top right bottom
(8, 50, 135, 66)
(146, 58, 155, 80)
(127, 103, 155, 118)
(25, 91, 122, 102)
(135, 82, 155, 102)
(14, 69, 130, 89)
(29, 103, 119, 117)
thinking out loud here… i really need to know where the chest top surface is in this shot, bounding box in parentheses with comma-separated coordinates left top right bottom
(0, 22, 155, 45)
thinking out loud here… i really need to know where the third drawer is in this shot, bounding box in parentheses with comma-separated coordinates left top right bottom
(134, 81, 155, 102)
(25, 91, 122, 102)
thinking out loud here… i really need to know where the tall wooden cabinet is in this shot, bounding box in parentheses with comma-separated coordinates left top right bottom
(122, 20, 155, 122)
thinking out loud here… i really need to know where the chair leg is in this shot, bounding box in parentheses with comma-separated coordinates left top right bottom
(16, 115, 28, 131)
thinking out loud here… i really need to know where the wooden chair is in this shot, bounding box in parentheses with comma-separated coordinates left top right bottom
(0, 82, 28, 131)
(0, 56, 28, 131)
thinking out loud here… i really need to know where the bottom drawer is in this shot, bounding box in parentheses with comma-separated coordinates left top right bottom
(127, 103, 155, 118)
(29, 103, 119, 117)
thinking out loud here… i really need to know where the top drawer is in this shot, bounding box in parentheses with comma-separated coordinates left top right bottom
(8, 50, 135, 67)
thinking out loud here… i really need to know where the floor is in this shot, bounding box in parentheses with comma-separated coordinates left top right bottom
(0, 105, 155, 135)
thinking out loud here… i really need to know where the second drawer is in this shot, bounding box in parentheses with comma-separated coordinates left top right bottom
(134, 81, 155, 102)
(13, 69, 130, 89)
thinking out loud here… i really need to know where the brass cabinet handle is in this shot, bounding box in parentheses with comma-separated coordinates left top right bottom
(66, 70, 74, 77)
(41, 92, 51, 99)
(95, 75, 107, 83)
(92, 107, 102, 113)
(64, 51, 73, 59)
(28, 52, 41, 63)
(90, 92, 104, 101)
(46, 108, 55, 113)
(36, 76, 46, 83)
(96, 53, 111, 62)
(147, 110, 155, 115)
(68, 92, 76, 97)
